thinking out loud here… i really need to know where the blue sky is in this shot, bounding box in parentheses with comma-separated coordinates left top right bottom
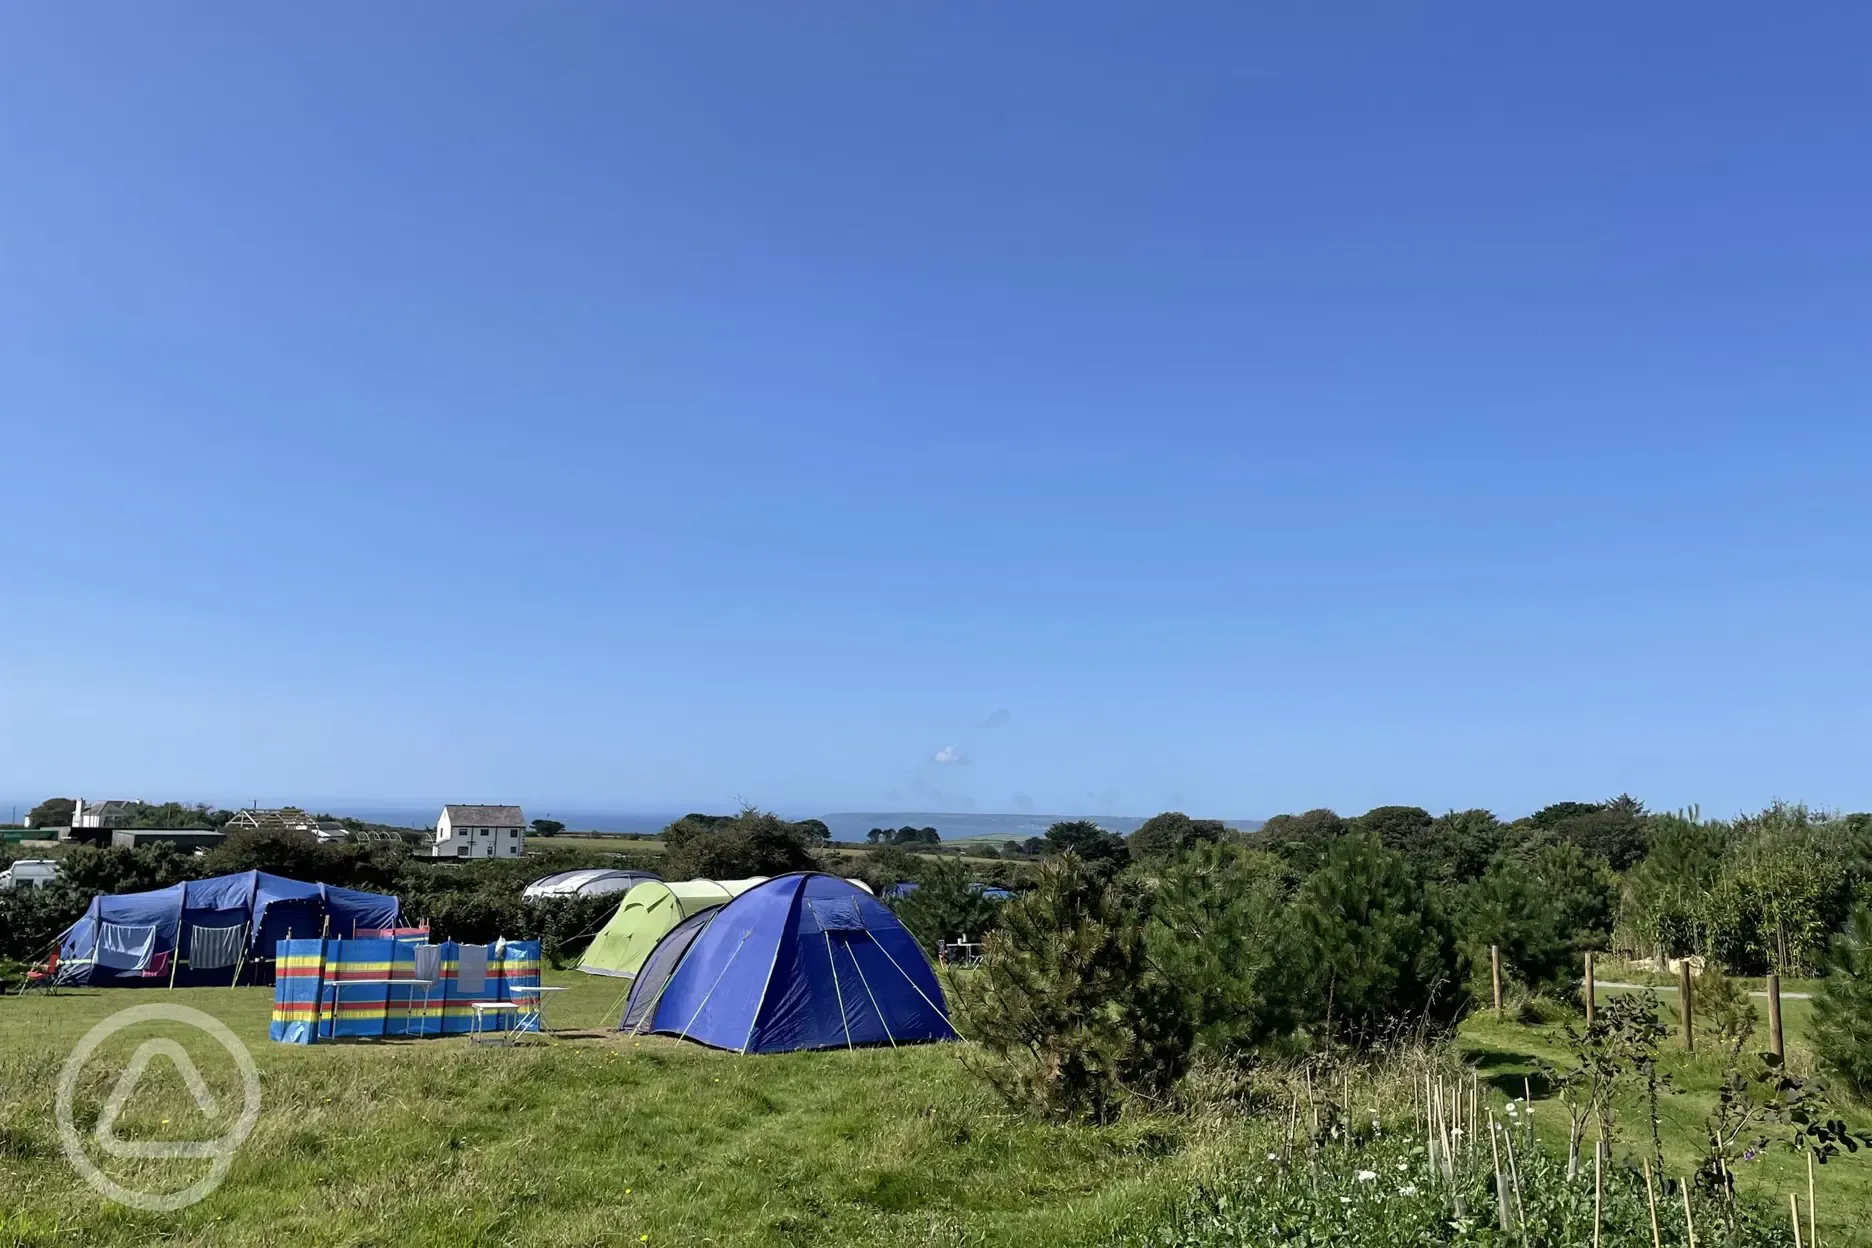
(4, 4, 1869, 822)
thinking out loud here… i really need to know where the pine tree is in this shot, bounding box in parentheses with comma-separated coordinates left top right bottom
(955, 853, 1191, 1123)
(1813, 908, 1872, 1100)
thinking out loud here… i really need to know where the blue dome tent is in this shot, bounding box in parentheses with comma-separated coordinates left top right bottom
(627, 872, 958, 1053)
(55, 870, 401, 987)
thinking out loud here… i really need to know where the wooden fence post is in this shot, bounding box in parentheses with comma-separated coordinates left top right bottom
(1768, 972, 1785, 1060)
(1680, 960, 1694, 1053)
(1492, 945, 1503, 1016)
(1584, 951, 1595, 1026)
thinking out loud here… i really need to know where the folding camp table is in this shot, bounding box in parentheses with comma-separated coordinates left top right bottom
(317, 979, 406, 1041)
(468, 1001, 520, 1045)
(508, 985, 566, 1037)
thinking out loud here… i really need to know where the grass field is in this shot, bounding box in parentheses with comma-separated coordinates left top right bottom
(5, 975, 1870, 1246)
(1457, 983, 1871, 1244)
(0, 973, 1239, 1247)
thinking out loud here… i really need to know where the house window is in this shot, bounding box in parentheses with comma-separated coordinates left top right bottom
(456, 847, 469, 857)
(508, 844, 518, 855)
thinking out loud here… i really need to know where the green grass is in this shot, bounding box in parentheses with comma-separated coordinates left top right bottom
(10, 974, 1871, 1246)
(0, 974, 1238, 1247)
(1456, 985, 1872, 1244)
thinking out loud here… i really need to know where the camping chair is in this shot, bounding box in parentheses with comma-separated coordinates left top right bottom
(20, 949, 61, 995)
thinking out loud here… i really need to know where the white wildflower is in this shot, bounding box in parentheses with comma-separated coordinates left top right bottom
(1340, 1196, 1351, 1204)
(1356, 1169, 1377, 1182)
(1266, 1152, 1278, 1161)
(1396, 1162, 1409, 1172)
(1399, 1184, 1419, 1197)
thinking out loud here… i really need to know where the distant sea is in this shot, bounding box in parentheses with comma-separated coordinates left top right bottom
(1, 798, 1261, 843)
(320, 806, 1264, 842)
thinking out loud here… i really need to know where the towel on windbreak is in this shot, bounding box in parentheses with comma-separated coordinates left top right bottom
(189, 923, 247, 971)
(455, 943, 488, 995)
(97, 923, 158, 971)
(412, 944, 442, 984)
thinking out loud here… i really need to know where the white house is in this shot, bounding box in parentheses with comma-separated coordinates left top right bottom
(432, 805, 527, 859)
(73, 799, 142, 829)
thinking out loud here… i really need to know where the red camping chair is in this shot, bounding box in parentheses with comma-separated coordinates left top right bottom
(21, 949, 60, 995)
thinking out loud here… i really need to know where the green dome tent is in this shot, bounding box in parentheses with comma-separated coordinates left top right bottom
(577, 877, 768, 978)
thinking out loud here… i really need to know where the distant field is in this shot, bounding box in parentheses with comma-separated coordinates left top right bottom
(533, 835, 667, 855)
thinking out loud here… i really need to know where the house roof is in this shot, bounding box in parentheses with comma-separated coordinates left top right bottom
(224, 808, 317, 833)
(443, 805, 525, 826)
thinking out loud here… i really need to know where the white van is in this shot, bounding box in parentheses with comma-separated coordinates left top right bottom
(0, 859, 59, 890)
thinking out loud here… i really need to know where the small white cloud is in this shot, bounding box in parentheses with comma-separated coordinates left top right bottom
(933, 746, 968, 764)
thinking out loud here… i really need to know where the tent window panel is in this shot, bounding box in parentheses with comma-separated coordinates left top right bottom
(808, 899, 865, 932)
(189, 923, 248, 970)
(97, 923, 159, 971)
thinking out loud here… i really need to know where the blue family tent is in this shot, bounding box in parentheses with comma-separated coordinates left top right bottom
(55, 870, 401, 987)
(622, 872, 958, 1053)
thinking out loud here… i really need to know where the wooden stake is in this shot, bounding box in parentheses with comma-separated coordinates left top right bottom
(1808, 1149, 1818, 1248)
(1471, 1073, 1479, 1160)
(1791, 1193, 1805, 1248)
(1681, 1180, 1697, 1248)
(1585, 950, 1596, 1025)
(1490, 1117, 1512, 1231)
(1593, 1140, 1603, 1248)
(1642, 1157, 1661, 1248)
(1680, 961, 1695, 1052)
(1492, 944, 1503, 1016)
(1426, 1073, 1438, 1180)
(1770, 972, 1786, 1059)
(1501, 1113, 1527, 1234)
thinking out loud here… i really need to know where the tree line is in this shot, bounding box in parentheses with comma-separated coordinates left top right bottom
(937, 796, 1872, 1123)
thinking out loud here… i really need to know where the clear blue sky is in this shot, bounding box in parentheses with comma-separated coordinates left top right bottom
(4, 4, 1869, 822)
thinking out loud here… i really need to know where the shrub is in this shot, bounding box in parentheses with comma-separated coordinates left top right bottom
(888, 855, 998, 957)
(662, 807, 820, 880)
(1813, 908, 1872, 1101)
(1289, 834, 1467, 1044)
(954, 853, 1191, 1123)
(1457, 841, 1614, 997)
(1144, 842, 1296, 1063)
(1128, 812, 1232, 862)
(1692, 960, 1759, 1052)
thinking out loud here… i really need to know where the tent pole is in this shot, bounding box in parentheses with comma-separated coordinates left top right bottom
(314, 915, 332, 1041)
(844, 940, 896, 1049)
(869, 932, 966, 1042)
(168, 891, 185, 991)
(679, 931, 752, 1046)
(825, 932, 854, 1050)
(625, 919, 717, 1035)
(230, 921, 249, 988)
